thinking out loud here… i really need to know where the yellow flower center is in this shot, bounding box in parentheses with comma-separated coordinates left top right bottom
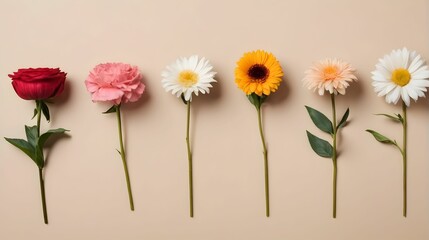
(178, 70, 198, 87)
(391, 68, 411, 86)
(248, 64, 269, 83)
(323, 66, 339, 81)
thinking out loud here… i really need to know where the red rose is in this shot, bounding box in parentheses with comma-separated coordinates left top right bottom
(8, 68, 66, 100)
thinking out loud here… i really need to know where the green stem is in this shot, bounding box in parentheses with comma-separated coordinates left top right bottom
(257, 106, 269, 217)
(116, 105, 134, 211)
(331, 94, 337, 219)
(38, 167, 48, 224)
(402, 101, 407, 217)
(36, 100, 42, 136)
(36, 100, 48, 224)
(186, 101, 193, 217)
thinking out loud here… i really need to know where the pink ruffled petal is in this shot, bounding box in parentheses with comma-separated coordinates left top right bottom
(91, 87, 124, 103)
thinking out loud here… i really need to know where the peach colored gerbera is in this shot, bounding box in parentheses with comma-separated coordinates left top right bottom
(303, 58, 357, 95)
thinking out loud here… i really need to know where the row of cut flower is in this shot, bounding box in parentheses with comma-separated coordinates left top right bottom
(5, 48, 429, 224)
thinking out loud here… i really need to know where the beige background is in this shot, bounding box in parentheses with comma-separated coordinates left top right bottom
(0, 0, 428, 239)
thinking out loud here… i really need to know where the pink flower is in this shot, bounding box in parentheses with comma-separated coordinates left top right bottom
(85, 63, 145, 105)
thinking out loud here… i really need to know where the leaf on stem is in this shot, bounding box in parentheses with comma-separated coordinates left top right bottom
(305, 106, 333, 134)
(38, 128, 69, 148)
(366, 129, 397, 145)
(40, 101, 50, 122)
(34, 145, 45, 169)
(247, 93, 266, 109)
(32, 108, 38, 120)
(25, 125, 39, 146)
(337, 108, 350, 129)
(103, 105, 117, 114)
(375, 113, 403, 123)
(306, 131, 333, 158)
(397, 114, 404, 123)
(4, 137, 44, 168)
(180, 94, 188, 105)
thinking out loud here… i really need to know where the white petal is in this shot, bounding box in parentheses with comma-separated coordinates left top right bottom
(387, 86, 401, 104)
(193, 88, 199, 96)
(379, 57, 393, 71)
(416, 89, 426, 97)
(378, 83, 396, 96)
(411, 67, 429, 79)
(372, 74, 389, 82)
(172, 87, 181, 95)
(404, 85, 418, 101)
(372, 68, 389, 79)
(198, 87, 206, 94)
(389, 51, 401, 69)
(188, 55, 199, 70)
(408, 55, 424, 73)
(411, 79, 429, 87)
(373, 82, 389, 93)
(184, 90, 193, 101)
(200, 65, 214, 75)
(165, 85, 178, 92)
(400, 48, 410, 68)
(401, 88, 411, 106)
(195, 57, 206, 73)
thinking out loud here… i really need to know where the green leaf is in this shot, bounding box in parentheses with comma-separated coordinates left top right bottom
(306, 131, 333, 158)
(366, 130, 396, 145)
(40, 101, 50, 122)
(4, 138, 34, 160)
(180, 94, 188, 105)
(375, 113, 402, 123)
(25, 125, 39, 147)
(305, 106, 333, 134)
(31, 108, 38, 120)
(25, 125, 46, 168)
(38, 128, 69, 148)
(337, 108, 350, 129)
(247, 93, 266, 109)
(4, 138, 43, 168)
(34, 146, 45, 169)
(103, 105, 117, 114)
(397, 114, 404, 123)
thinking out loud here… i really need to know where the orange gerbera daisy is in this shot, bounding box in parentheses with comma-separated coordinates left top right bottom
(303, 58, 357, 95)
(235, 50, 283, 96)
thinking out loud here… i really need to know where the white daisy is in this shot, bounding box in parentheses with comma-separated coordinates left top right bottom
(161, 55, 216, 101)
(371, 48, 429, 106)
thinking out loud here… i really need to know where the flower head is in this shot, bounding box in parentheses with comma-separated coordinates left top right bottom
(371, 48, 429, 106)
(85, 63, 145, 105)
(8, 68, 66, 100)
(235, 50, 283, 96)
(161, 55, 216, 102)
(303, 58, 357, 96)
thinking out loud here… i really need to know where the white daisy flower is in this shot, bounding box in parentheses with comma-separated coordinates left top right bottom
(371, 48, 429, 106)
(161, 55, 217, 101)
